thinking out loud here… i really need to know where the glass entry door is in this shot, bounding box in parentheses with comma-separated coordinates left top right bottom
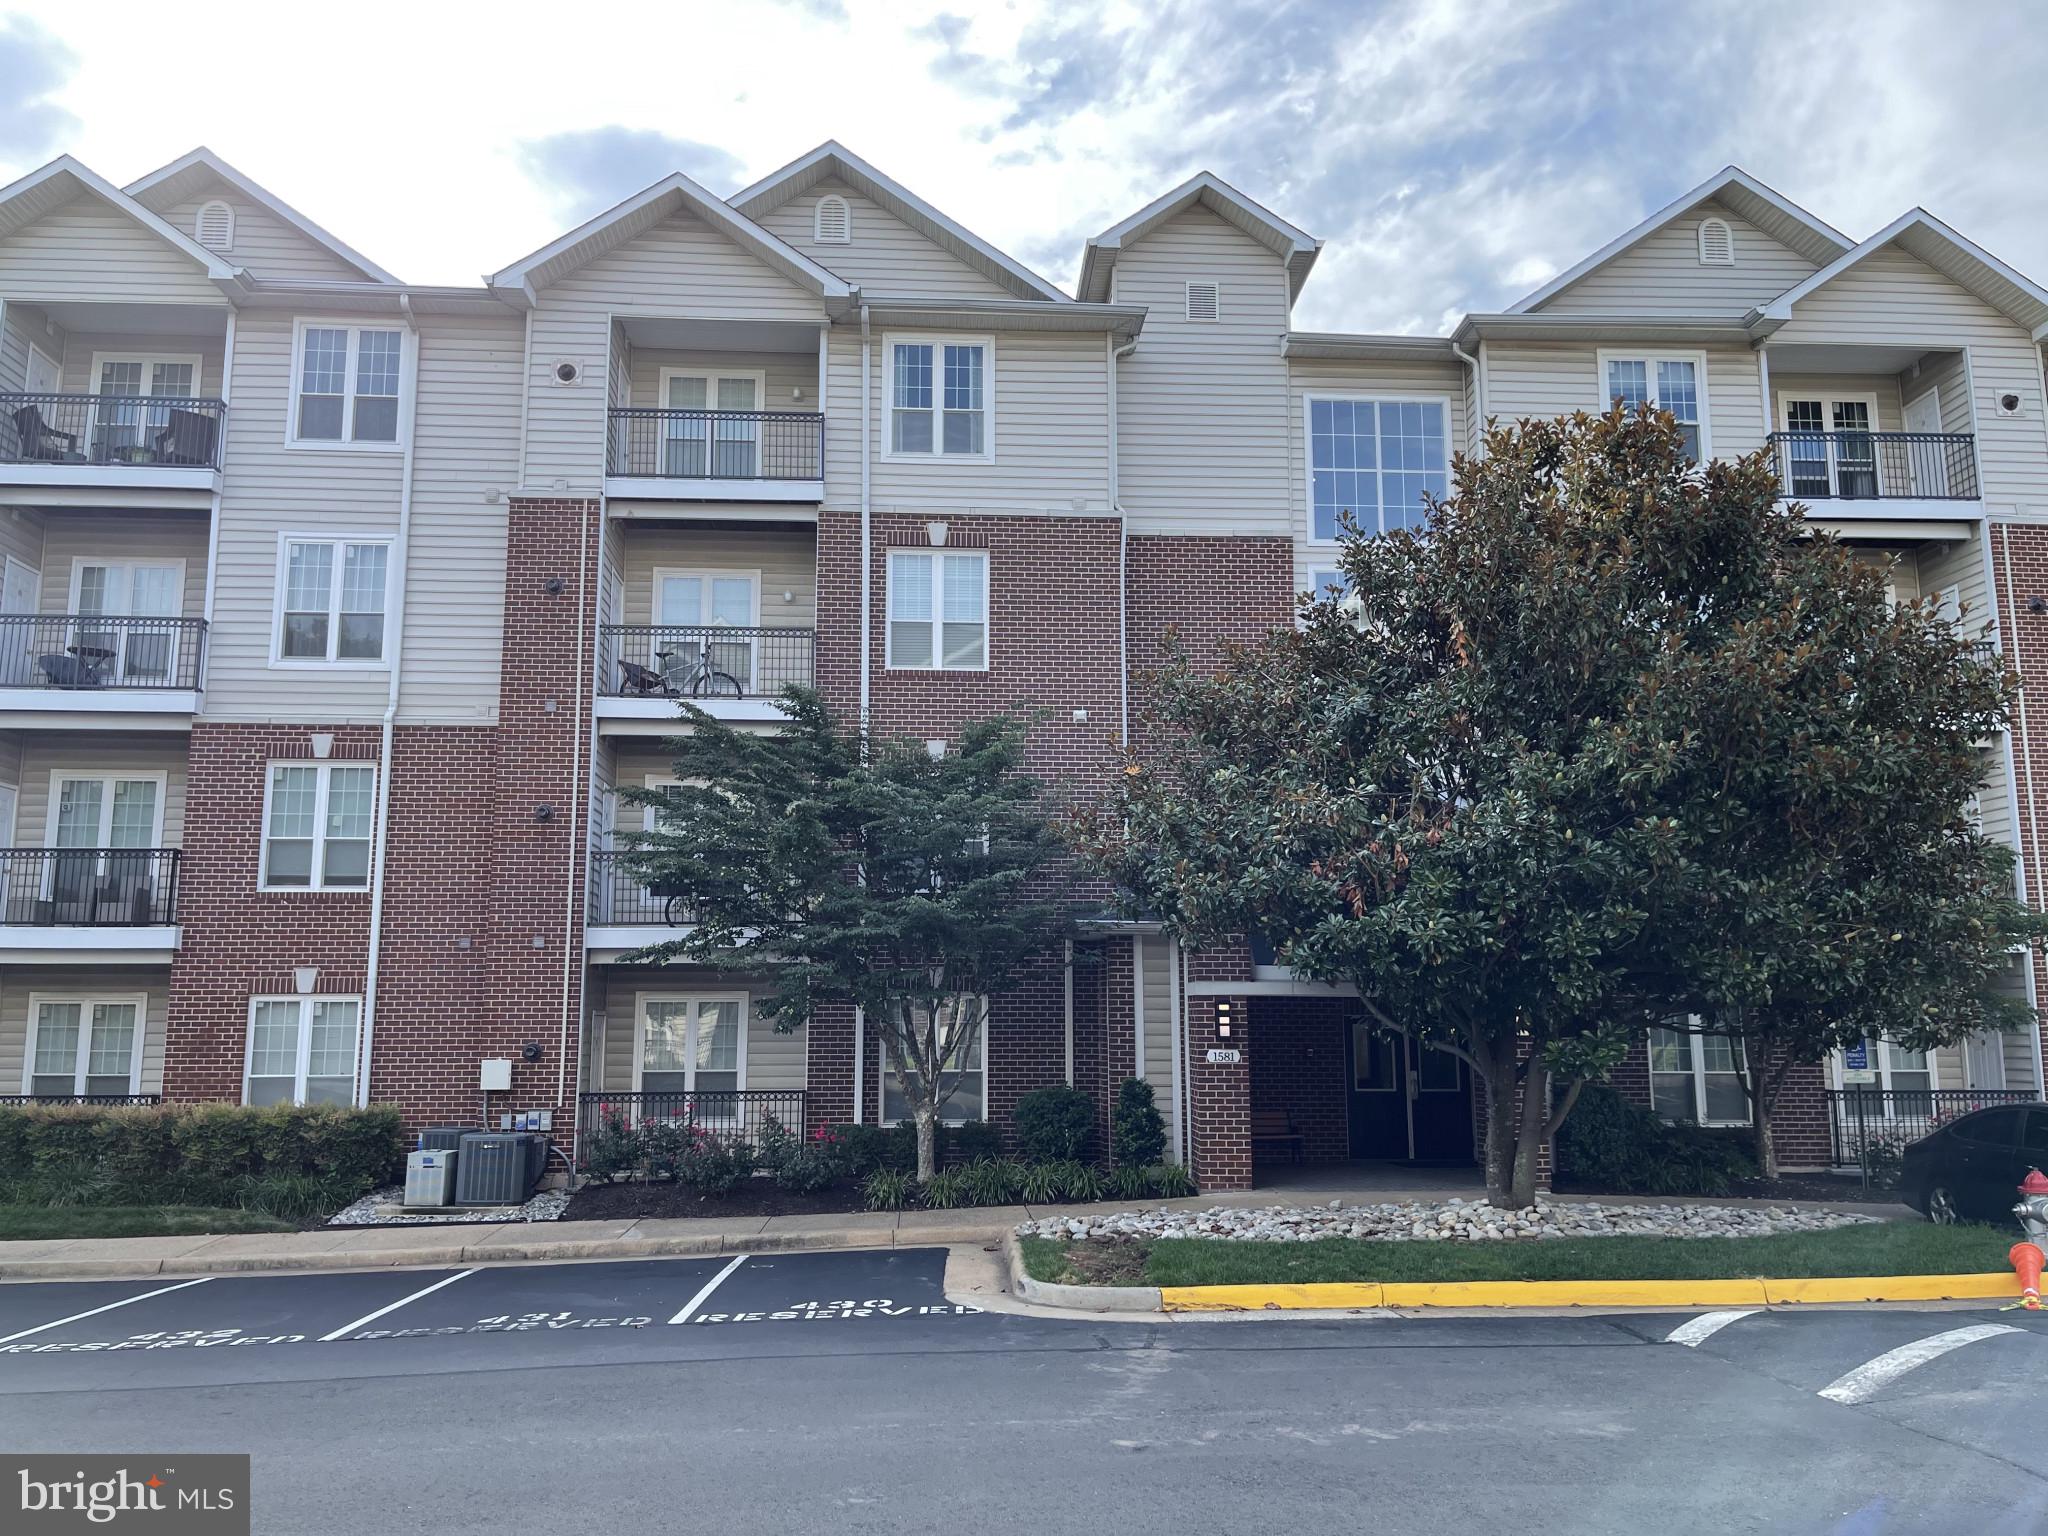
(662, 373, 762, 477)
(655, 571, 758, 691)
(74, 562, 182, 683)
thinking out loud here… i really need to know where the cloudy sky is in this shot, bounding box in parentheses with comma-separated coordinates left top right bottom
(2, 1, 2043, 332)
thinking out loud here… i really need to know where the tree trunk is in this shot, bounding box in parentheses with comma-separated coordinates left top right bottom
(1478, 1039, 1520, 1209)
(914, 1103, 939, 1183)
(1507, 1053, 1548, 1210)
(1752, 1102, 1777, 1181)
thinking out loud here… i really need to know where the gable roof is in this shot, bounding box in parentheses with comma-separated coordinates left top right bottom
(0, 155, 242, 285)
(1078, 171, 1320, 304)
(487, 169, 852, 307)
(125, 147, 399, 285)
(734, 141, 1067, 304)
(1507, 166, 1853, 315)
(1749, 208, 2048, 338)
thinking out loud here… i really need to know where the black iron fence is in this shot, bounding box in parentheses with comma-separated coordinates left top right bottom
(0, 392, 226, 470)
(1825, 1086, 2038, 1169)
(606, 408, 823, 480)
(0, 614, 206, 690)
(588, 849, 695, 927)
(1767, 430, 1979, 501)
(0, 848, 181, 926)
(598, 624, 814, 699)
(576, 1089, 807, 1162)
(0, 1093, 161, 1106)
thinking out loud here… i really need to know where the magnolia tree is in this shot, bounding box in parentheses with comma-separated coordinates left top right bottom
(620, 692, 1075, 1180)
(1079, 406, 2041, 1208)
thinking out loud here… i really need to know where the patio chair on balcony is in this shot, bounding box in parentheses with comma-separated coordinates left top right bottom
(35, 651, 107, 688)
(151, 408, 218, 468)
(10, 404, 83, 464)
(616, 658, 674, 697)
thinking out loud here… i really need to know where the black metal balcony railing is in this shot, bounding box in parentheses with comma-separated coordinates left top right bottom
(0, 392, 226, 470)
(588, 849, 695, 927)
(1768, 430, 1979, 501)
(0, 848, 181, 927)
(0, 1093, 161, 1106)
(598, 624, 814, 700)
(1824, 1085, 2037, 1167)
(0, 614, 206, 690)
(607, 408, 823, 481)
(576, 1089, 807, 1161)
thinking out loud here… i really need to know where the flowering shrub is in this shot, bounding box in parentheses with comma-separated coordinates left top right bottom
(581, 1106, 642, 1184)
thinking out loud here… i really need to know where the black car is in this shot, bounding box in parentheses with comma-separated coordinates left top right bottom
(1900, 1103, 2048, 1223)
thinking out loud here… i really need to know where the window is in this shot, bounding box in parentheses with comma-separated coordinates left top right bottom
(1836, 1037, 1933, 1100)
(636, 996, 745, 1097)
(24, 996, 143, 1098)
(275, 537, 389, 663)
(244, 996, 359, 1106)
(291, 322, 404, 445)
(1697, 217, 1734, 266)
(1307, 568, 1347, 600)
(1602, 351, 1706, 460)
(195, 199, 235, 252)
(1185, 281, 1220, 321)
(1779, 396, 1877, 499)
(1649, 1024, 1750, 1124)
(886, 335, 991, 459)
(1307, 397, 1449, 541)
(881, 1005, 986, 1123)
(88, 353, 199, 459)
(814, 194, 851, 244)
(658, 370, 762, 478)
(1351, 1021, 1396, 1092)
(887, 548, 987, 670)
(261, 762, 375, 890)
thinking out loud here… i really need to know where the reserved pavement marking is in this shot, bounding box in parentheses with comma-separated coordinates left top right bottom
(0, 1276, 214, 1346)
(1817, 1324, 2022, 1405)
(669, 1255, 748, 1325)
(1665, 1309, 1763, 1348)
(320, 1269, 477, 1342)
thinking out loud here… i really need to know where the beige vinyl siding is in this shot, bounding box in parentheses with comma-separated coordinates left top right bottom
(158, 194, 367, 284)
(394, 312, 524, 724)
(2001, 959, 2042, 1089)
(0, 967, 171, 1096)
(0, 196, 224, 306)
(1113, 206, 1292, 534)
(524, 212, 828, 492)
(1904, 350, 1975, 437)
(1486, 341, 1764, 459)
(10, 735, 188, 848)
(1136, 935, 1179, 1158)
(1915, 528, 1993, 639)
(593, 968, 804, 1094)
(614, 524, 817, 627)
(35, 510, 209, 615)
(823, 326, 1111, 513)
(627, 348, 818, 409)
(0, 305, 41, 391)
(1536, 201, 1819, 317)
(0, 503, 44, 584)
(753, 177, 1015, 300)
(1771, 373, 1905, 431)
(1770, 248, 2048, 511)
(58, 329, 227, 396)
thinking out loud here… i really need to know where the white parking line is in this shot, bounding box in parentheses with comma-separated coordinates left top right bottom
(1817, 1324, 2022, 1405)
(1665, 1309, 1763, 1347)
(669, 1255, 748, 1325)
(319, 1269, 477, 1342)
(0, 1276, 214, 1346)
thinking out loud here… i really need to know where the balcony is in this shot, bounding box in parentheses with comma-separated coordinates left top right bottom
(0, 392, 226, 493)
(595, 623, 813, 729)
(605, 408, 824, 504)
(0, 847, 181, 957)
(0, 614, 205, 722)
(1768, 430, 1979, 503)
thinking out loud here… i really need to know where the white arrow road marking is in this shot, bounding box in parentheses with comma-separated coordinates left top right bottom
(1664, 1309, 1763, 1347)
(320, 1268, 477, 1341)
(1817, 1324, 2022, 1405)
(669, 1254, 748, 1325)
(0, 1275, 214, 1345)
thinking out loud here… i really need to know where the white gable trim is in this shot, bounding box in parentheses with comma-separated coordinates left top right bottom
(0, 155, 242, 283)
(1506, 166, 1852, 315)
(1080, 171, 1320, 303)
(126, 147, 400, 285)
(732, 140, 1069, 304)
(1751, 209, 2048, 337)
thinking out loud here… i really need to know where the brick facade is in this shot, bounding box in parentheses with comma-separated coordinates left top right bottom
(1247, 998, 1351, 1163)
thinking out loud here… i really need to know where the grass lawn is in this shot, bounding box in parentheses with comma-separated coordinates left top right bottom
(0, 1206, 298, 1241)
(1020, 1219, 2018, 1289)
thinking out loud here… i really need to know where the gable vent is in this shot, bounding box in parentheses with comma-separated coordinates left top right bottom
(1697, 217, 1734, 266)
(195, 199, 235, 253)
(815, 194, 851, 244)
(1185, 280, 1221, 322)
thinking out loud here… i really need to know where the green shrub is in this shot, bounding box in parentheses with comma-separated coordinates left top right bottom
(1108, 1164, 1151, 1200)
(764, 1120, 848, 1194)
(1020, 1161, 1065, 1203)
(1113, 1079, 1167, 1168)
(920, 1168, 972, 1209)
(1555, 1084, 1758, 1197)
(863, 1168, 915, 1211)
(1057, 1160, 1107, 1202)
(948, 1120, 1002, 1166)
(674, 1131, 756, 1195)
(581, 1110, 643, 1183)
(962, 1158, 1023, 1206)
(1014, 1086, 1094, 1165)
(1149, 1162, 1197, 1198)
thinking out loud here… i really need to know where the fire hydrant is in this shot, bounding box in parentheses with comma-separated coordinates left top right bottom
(2010, 1168, 2048, 1310)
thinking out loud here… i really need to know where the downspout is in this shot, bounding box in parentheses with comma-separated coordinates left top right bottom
(1997, 523, 2048, 1088)
(356, 294, 421, 1107)
(202, 308, 235, 638)
(859, 301, 872, 735)
(1111, 335, 1137, 748)
(1450, 338, 1485, 454)
(557, 490, 592, 1114)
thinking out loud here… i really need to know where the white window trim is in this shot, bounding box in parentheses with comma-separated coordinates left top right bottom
(285, 318, 410, 452)
(257, 760, 377, 893)
(630, 992, 750, 1093)
(42, 768, 170, 850)
(1594, 349, 1713, 459)
(1829, 1038, 1934, 1094)
(884, 546, 990, 672)
(1649, 1026, 1752, 1127)
(655, 367, 767, 410)
(67, 556, 187, 618)
(22, 991, 146, 1097)
(877, 1001, 989, 1126)
(241, 994, 362, 1106)
(814, 193, 852, 244)
(268, 531, 393, 670)
(880, 332, 996, 464)
(1300, 391, 1456, 547)
(84, 351, 205, 460)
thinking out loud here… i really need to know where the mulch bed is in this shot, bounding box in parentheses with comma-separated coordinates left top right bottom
(564, 1178, 870, 1222)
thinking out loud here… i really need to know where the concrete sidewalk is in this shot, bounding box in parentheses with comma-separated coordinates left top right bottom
(0, 1181, 1909, 1282)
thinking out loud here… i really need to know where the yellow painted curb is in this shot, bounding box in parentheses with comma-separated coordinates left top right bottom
(1158, 1273, 2024, 1312)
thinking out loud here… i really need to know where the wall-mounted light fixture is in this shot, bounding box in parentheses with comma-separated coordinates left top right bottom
(1214, 1000, 1236, 1040)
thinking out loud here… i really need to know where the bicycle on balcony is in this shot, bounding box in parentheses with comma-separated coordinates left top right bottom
(615, 636, 744, 701)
